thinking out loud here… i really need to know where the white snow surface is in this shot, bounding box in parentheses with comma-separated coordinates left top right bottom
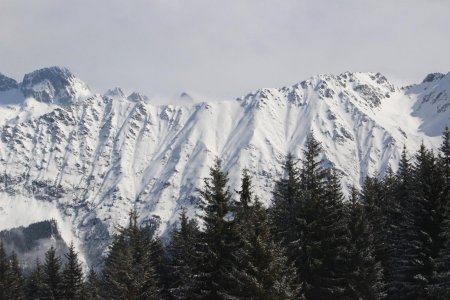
(0, 68, 449, 267)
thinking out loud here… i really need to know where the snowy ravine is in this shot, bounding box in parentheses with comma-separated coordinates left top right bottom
(0, 67, 449, 267)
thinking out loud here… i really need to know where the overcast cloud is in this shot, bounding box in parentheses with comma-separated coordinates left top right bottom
(1, 0, 449, 100)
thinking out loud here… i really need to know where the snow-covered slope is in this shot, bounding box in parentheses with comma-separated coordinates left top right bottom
(0, 67, 448, 267)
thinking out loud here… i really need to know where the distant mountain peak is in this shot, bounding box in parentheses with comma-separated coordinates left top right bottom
(179, 92, 194, 102)
(0, 73, 19, 92)
(127, 91, 149, 102)
(422, 72, 445, 84)
(21, 66, 91, 105)
(105, 87, 125, 98)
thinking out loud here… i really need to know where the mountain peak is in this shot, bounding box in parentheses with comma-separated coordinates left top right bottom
(105, 87, 125, 99)
(179, 92, 194, 102)
(21, 66, 90, 105)
(127, 91, 149, 102)
(422, 72, 445, 84)
(0, 73, 19, 92)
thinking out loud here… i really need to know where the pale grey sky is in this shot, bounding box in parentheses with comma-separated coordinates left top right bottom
(1, 0, 449, 100)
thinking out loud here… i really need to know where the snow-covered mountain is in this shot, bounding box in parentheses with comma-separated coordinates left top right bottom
(0, 67, 449, 267)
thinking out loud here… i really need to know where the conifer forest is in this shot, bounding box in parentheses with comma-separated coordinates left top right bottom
(1, 127, 450, 300)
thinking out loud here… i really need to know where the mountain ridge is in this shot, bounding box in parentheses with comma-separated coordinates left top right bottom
(0, 66, 448, 267)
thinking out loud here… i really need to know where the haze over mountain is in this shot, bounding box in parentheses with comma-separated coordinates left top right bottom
(0, 66, 448, 267)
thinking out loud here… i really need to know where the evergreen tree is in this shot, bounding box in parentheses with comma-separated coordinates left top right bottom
(302, 168, 351, 299)
(0, 241, 10, 300)
(432, 127, 450, 299)
(168, 209, 201, 299)
(43, 245, 62, 300)
(8, 252, 25, 300)
(346, 187, 385, 300)
(270, 134, 352, 299)
(361, 175, 389, 263)
(234, 169, 302, 299)
(149, 235, 171, 299)
(196, 158, 240, 299)
(83, 269, 101, 300)
(25, 259, 53, 300)
(298, 135, 351, 299)
(375, 167, 400, 298)
(101, 233, 133, 299)
(61, 243, 84, 299)
(385, 147, 426, 300)
(440, 126, 450, 202)
(412, 143, 444, 297)
(101, 210, 160, 300)
(269, 153, 302, 266)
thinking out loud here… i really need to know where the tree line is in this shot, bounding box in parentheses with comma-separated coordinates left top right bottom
(0, 127, 449, 299)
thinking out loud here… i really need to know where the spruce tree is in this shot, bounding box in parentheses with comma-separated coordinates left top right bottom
(0, 241, 10, 299)
(25, 259, 53, 300)
(304, 168, 351, 299)
(346, 187, 385, 300)
(149, 235, 171, 299)
(432, 127, 450, 299)
(8, 252, 25, 300)
(61, 243, 84, 299)
(440, 126, 450, 201)
(269, 153, 302, 266)
(298, 135, 351, 299)
(101, 210, 160, 300)
(385, 146, 426, 300)
(376, 167, 400, 298)
(270, 134, 352, 299)
(43, 245, 62, 300)
(101, 233, 133, 299)
(168, 209, 201, 299)
(196, 158, 240, 299)
(83, 269, 101, 300)
(361, 175, 388, 263)
(234, 169, 302, 299)
(413, 143, 444, 297)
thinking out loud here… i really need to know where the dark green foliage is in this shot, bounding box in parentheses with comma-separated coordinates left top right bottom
(195, 158, 241, 299)
(298, 136, 350, 299)
(168, 209, 201, 299)
(83, 269, 101, 300)
(8, 252, 25, 299)
(361, 175, 389, 261)
(25, 260, 53, 300)
(148, 236, 171, 299)
(383, 147, 426, 299)
(440, 126, 450, 196)
(270, 134, 352, 299)
(43, 245, 62, 300)
(346, 187, 385, 300)
(0, 241, 9, 299)
(270, 153, 302, 262)
(101, 210, 160, 300)
(432, 127, 450, 299)
(300, 168, 350, 299)
(411, 144, 443, 296)
(234, 169, 302, 299)
(61, 243, 84, 299)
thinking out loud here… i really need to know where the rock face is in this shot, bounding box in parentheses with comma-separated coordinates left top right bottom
(20, 67, 91, 105)
(127, 92, 149, 103)
(0, 73, 18, 92)
(0, 67, 449, 267)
